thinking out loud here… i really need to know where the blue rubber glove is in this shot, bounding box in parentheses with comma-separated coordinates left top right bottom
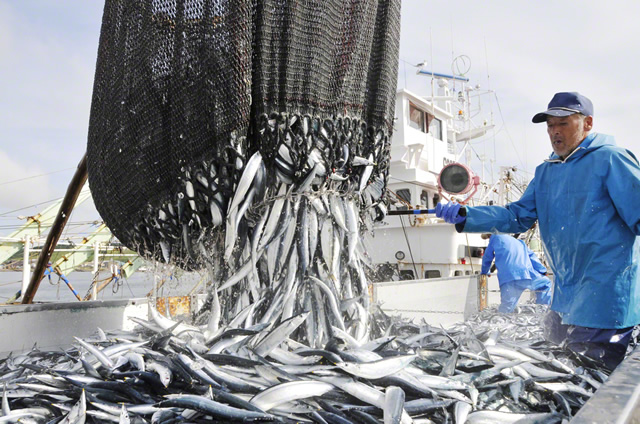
(435, 202, 466, 224)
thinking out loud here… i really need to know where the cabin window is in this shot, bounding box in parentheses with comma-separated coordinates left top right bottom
(425, 270, 441, 279)
(465, 270, 471, 275)
(400, 270, 415, 280)
(396, 189, 412, 206)
(376, 263, 396, 281)
(420, 190, 429, 207)
(465, 246, 485, 258)
(432, 193, 440, 208)
(429, 117, 443, 141)
(454, 270, 463, 276)
(409, 102, 426, 132)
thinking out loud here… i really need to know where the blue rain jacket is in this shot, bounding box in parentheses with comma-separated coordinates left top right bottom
(481, 235, 547, 285)
(461, 133, 640, 329)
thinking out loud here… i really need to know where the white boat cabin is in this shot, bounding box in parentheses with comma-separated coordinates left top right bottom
(366, 86, 489, 281)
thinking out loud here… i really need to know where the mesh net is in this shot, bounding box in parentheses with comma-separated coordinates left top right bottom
(87, 0, 400, 269)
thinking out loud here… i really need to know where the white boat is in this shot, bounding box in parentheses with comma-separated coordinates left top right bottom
(369, 77, 490, 281)
(367, 70, 535, 324)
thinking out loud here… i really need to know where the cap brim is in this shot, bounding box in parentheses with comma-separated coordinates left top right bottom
(532, 109, 576, 123)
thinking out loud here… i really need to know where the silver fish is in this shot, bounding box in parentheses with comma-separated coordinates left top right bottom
(250, 381, 334, 411)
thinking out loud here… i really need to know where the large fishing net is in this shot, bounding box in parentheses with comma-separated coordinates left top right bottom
(87, 0, 400, 346)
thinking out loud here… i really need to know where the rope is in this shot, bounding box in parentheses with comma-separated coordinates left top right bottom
(111, 276, 123, 294)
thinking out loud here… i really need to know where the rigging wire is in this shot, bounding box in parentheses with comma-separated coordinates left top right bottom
(386, 187, 420, 279)
(388, 176, 436, 190)
(0, 167, 76, 187)
(0, 280, 21, 288)
(0, 221, 103, 232)
(465, 233, 475, 274)
(493, 92, 525, 170)
(0, 198, 62, 217)
(399, 58, 408, 89)
(398, 214, 419, 280)
(386, 188, 414, 209)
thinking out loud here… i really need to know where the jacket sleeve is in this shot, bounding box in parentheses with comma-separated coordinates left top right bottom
(481, 237, 495, 274)
(523, 240, 547, 274)
(458, 178, 538, 233)
(605, 148, 640, 235)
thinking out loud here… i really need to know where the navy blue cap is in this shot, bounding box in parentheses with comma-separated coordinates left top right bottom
(532, 92, 594, 123)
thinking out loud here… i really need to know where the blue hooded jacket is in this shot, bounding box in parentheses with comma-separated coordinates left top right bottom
(462, 133, 640, 329)
(482, 235, 547, 286)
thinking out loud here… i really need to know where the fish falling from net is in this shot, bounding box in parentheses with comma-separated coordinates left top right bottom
(86, 0, 402, 346)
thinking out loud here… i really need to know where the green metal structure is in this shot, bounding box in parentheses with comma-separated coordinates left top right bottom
(0, 186, 92, 265)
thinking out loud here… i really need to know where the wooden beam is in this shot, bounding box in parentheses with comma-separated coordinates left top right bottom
(22, 154, 88, 304)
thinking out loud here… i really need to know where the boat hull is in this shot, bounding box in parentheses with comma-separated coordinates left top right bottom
(0, 298, 148, 356)
(372, 274, 501, 327)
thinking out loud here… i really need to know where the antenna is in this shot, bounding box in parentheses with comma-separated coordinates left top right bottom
(450, 13, 455, 92)
(403, 60, 407, 89)
(484, 37, 497, 186)
(430, 27, 434, 99)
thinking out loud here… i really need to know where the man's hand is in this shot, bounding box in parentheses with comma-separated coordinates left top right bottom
(435, 202, 466, 224)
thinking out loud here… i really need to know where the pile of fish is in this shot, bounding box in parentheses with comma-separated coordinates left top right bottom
(0, 303, 613, 423)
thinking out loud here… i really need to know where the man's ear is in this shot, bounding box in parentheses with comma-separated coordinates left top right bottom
(584, 115, 594, 131)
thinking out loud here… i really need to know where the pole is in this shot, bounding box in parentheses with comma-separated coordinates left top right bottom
(21, 235, 30, 295)
(478, 274, 488, 311)
(387, 208, 467, 217)
(92, 242, 99, 300)
(387, 209, 435, 216)
(84, 275, 114, 301)
(22, 154, 88, 304)
(53, 266, 82, 301)
(152, 273, 159, 300)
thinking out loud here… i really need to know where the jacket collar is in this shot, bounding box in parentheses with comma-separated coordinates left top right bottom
(544, 146, 584, 163)
(544, 132, 601, 163)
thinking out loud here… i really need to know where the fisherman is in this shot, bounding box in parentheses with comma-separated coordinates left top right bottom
(436, 92, 640, 371)
(480, 233, 551, 313)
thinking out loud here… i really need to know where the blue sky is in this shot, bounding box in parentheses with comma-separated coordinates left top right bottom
(0, 1, 103, 234)
(399, 1, 640, 180)
(1, 1, 639, 233)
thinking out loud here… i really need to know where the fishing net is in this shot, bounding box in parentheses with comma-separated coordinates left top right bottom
(87, 0, 400, 345)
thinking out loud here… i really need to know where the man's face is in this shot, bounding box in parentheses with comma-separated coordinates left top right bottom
(546, 114, 593, 159)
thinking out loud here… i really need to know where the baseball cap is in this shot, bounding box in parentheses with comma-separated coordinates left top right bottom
(532, 92, 594, 123)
